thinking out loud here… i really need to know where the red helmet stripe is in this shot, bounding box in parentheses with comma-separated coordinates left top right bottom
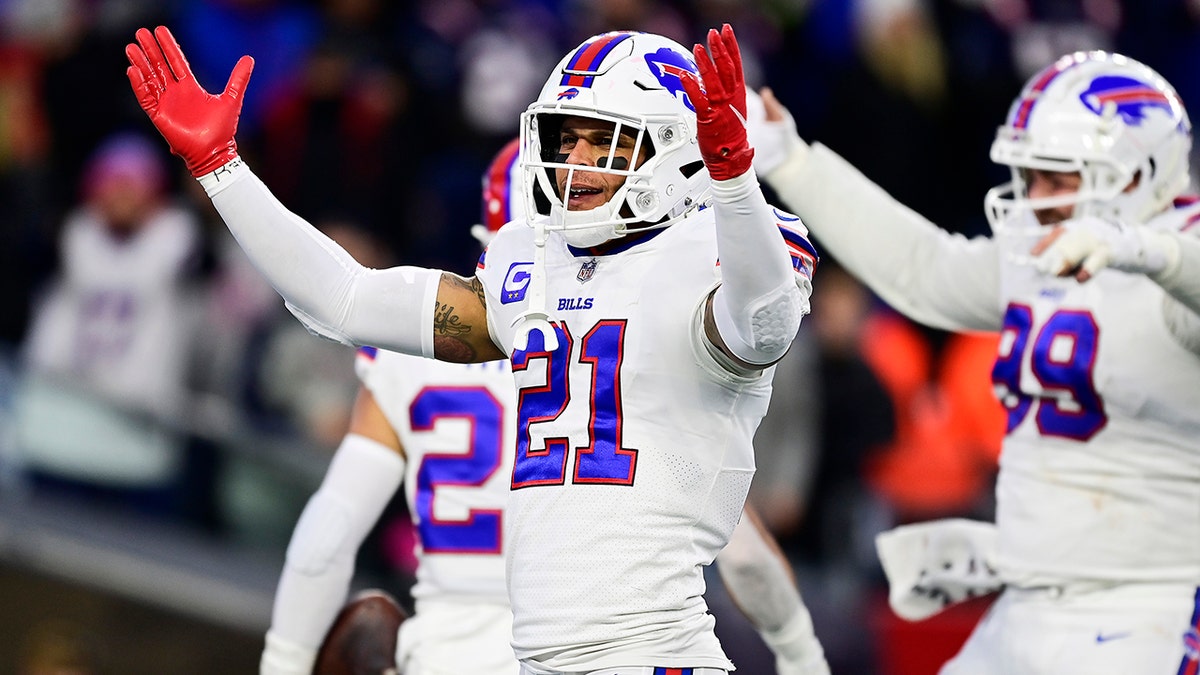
(560, 33, 634, 87)
(1012, 58, 1077, 129)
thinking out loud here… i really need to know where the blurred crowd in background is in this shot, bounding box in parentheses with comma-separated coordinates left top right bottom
(0, 0, 1197, 673)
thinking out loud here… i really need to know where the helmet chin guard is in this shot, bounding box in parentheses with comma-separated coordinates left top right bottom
(986, 51, 1192, 234)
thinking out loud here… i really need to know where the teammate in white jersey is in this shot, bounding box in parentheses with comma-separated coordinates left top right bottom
(258, 135, 828, 675)
(129, 23, 821, 672)
(753, 52, 1200, 674)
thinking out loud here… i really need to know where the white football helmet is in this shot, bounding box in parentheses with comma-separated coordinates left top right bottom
(985, 51, 1192, 232)
(520, 31, 709, 248)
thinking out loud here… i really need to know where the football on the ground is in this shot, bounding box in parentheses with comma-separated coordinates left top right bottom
(313, 589, 407, 675)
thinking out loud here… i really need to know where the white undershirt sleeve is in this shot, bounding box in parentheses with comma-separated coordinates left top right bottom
(199, 159, 439, 357)
(710, 171, 806, 367)
(765, 142, 1004, 332)
(260, 434, 405, 675)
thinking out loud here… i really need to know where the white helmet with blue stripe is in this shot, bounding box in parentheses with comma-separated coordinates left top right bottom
(520, 31, 709, 248)
(985, 51, 1192, 232)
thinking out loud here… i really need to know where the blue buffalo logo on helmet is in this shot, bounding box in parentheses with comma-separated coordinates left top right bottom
(644, 47, 699, 112)
(557, 87, 580, 100)
(1079, 75, 1175, 125)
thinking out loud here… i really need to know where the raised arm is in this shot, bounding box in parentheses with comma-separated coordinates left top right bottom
(680, 25, 809, 372)
(756, 89, 1004, 333)
(125, 26, 505, 364)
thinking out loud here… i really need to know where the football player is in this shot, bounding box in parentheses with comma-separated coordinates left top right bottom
(259, 140, 522, 675)
(131, 22, 821, 673)
(754, 52, 1200, 674)
(260, 137, 827, 675)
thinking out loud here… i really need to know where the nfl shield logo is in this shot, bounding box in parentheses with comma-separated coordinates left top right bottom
(577, 259, 598, 283)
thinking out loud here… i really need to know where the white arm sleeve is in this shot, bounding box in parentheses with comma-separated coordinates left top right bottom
(765, 142, 1004, 332)
(716, 513, 829, 675)
(260, 434, 405, 675)
(711, 171, 807, 366)
(199, 159, 439, 357)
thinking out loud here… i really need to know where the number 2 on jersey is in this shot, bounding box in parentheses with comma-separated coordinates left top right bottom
(991, 304, 1107, 440)
(410, 386, 505, 553)
(510, 321, 637, 488)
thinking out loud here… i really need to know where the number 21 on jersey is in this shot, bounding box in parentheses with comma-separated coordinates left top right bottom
(510, 321, 638, 488)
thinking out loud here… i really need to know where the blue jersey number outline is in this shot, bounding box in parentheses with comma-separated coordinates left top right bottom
(410, 385, 505, 554)
(991, 303, 1107, 440)
(510, 321, 638, 488)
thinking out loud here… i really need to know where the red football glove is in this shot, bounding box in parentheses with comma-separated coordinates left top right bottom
(680, 24, 754, 182)
(125, 26, 254, 177)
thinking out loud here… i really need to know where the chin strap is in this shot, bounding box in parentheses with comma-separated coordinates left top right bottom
(512, 216, 559, 352)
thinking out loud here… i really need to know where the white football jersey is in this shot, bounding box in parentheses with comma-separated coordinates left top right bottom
(988, 202, 1200, 587)
(354, 349, 514, 605)
(780, 144, 1200, 589)
(475, 206, 813, 671)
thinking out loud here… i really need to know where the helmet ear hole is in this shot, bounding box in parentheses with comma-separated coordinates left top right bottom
(538, 115, 565, 163)
(680, 160, 704, 179)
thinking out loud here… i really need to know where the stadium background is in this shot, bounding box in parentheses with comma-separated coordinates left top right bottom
(0, 0, 1195, 672)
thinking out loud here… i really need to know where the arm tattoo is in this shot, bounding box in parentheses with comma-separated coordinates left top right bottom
(433, 300, 471, 338)
(432, 274, 490, 363)
(470, 276, 488, 308)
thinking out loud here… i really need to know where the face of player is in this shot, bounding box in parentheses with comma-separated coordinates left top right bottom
(1022, 168, 1083, 225)
(555, 116, 648, 212)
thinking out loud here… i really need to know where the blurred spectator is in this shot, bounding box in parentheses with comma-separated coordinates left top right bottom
(856, 0, 947, 108)
(744, 330, 821, 540)
(780, 260, 895, 675)
(12, 132, 205, 519)
(257, 29, 411, 246)
(457, 13, 556, 137)
(0, 40, 54, 347)
(860, 319, 1002, 526)
(793, 261, 895, 568)
(937, 330, 1005, 506)
(390, 0, 518, 273)
(565, 0, 692, 45)
(785, 261, 1002, 673)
